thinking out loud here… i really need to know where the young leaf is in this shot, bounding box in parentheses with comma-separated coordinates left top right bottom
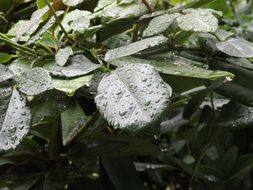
(0, 53, 14, 64)
(105, 36, 168, 62)
(95, 64, 172, 132)
(17, 68, 53, 96)
(0, 87, 31, 151)
(55, 46, 73, 67)
(216, 38, 253, 58)
(52, 75, 93, 96)
(176, 8, 218, 33)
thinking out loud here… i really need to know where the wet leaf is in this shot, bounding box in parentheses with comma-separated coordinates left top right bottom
(176, 8, 218, 33)
(143, 13, 180, 37)
(0, 64, 14, 82)
(55, 46, 73, 67)
(17, 68, 52, 96)
(8, 58, 32, 77)
(110, 56, 234, 80)
(105, 36, 168, 62)
(95, 64, 171, 132)
(62, 0, 85, 7)
(44, 55, 99, 78)
(61, 10, 91, 33)
(0, 87, 31, 151)
(216, 38, 253, 58)
(16, 6, 49, 41)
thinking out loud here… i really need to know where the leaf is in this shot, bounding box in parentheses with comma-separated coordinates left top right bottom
(103, 34, 131, 49)
(61, 10, 91, 33)
(110, 56, 234, 80)
(52, 75, 93, 96)
(94, 0, 114, 12)
(0, 53, 14, 64)
(0, 87, 31, 151)
(62, 0, 85, 6)
(100, 0, 156, 21)
(61, 103, 89, 146)
(55, 46, 73, 67)
(216, 38, 253, 58)
(8, 58, 32, 77)
(218, 101, 253, 129)
(17, 68, 52, 96)
(101, 157, 145, 190)
(0, 64, 14, 82)
(134, 162, 174, 171)
(95, 64, 171, 132)
(104, 36, 168, 62)
(44, 55, 100, 78)
(176, 8, 218, 33)
(16, 6, 49, 41)
(27, 11, 64, 45)
(143, 13, 180, 37)
(227, 58, 253, 70)
(31, 91, 71, 126)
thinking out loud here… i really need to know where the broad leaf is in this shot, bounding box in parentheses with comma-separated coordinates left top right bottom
(94, 0, 114, 12)
(61, 103, 89, 146)
(176, 8, 218, 33)
(17, 68, 52, 96)
(143, 13, 180, 37)
(104, 36, 168, 62)
(8, 58, 32, 77)
(0, 87, 31, 151)
(52, 75, 93, 96)
(216, 38, 253, 58)
(55, 46, 73, 67)
(95, 64, 171, 132)
(110, 56, 234, 80)
(0, 64, 14, 82)
(44, 55, 99, 78)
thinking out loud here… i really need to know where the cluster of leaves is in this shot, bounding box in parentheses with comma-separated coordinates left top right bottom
(0, 0, 253, 189)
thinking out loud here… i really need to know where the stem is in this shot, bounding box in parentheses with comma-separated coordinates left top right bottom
(142, 0, 154, 13)
(0, 33, 41, 56)
(49, 118, 59, 161)
(44, 0, 74, 43)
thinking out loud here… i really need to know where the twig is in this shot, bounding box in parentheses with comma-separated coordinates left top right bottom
(142, 0, 154, 13)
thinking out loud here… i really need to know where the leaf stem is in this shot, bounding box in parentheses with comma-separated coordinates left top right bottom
(142, 0, 154, 13)
(0, 33, 41, 57)
(44, 0, 74, 43)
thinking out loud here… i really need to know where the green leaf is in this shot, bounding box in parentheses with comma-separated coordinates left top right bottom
(94, 0, 114, 12)
(61, 10, 91, 33)
(27, 11, 64, 45)
(8, 58, 32, 77)
(104, 36, 168, 62)
(16, 6, 49, 41)
(36, 0, 52, 9)
(44, 55, 100, 78)
(103, 34, 131, 49)
(55, 46, 73, 67)
(95, 64, 171, 132)
(17, 68, 52, 96)
(100, 0, 156, 21)
(0, 53, 14, 64)
(176, 8, 218, 32)
(143, 13, 180, 37)
(218, 101, 253, 129)
(101, 157, 145, 190)
(52, 75, 93, 96)
(62, 0, 85, 6)
(61, 103, 89, 146)
(216, 38, 253, 58)
(0, 87, 31, 151)
(0, 64, 14, 82)
(110, 56, 234, 80)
